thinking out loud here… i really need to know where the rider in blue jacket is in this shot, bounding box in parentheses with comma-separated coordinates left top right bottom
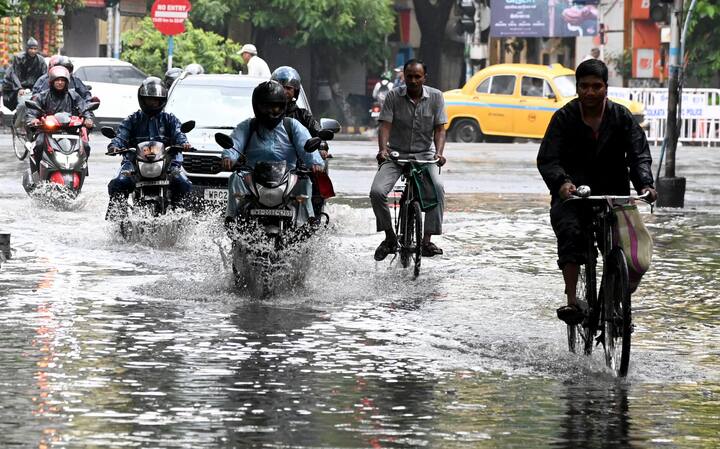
(106, 77, 192, 218)
(221, 81, 324, 226)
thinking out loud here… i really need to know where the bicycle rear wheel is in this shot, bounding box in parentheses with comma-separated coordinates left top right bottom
(567, 259, 595, 355)
(602, 248, 631, 376)
(11, 123, 29, 160)
(411, 201, 423, 278)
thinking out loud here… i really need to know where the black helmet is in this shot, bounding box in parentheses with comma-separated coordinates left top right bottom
(26, 37, 38, 49)
(270, 66, 301, 100)
(184, 63, 204, 75)
(164, 67, 183, 89)
(252, 80, 287, 129)
(137, 76, 168, 116)
(56, 56, 74, 73)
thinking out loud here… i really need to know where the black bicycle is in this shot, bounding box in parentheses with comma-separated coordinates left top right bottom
(387, 151, 439, 279)
(564, 186, 651, 377)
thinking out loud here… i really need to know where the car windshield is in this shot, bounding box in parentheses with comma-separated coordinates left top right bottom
(166, 85, 255, 128)
(553, 75, 577, 97)
(166, 83, 310, 129)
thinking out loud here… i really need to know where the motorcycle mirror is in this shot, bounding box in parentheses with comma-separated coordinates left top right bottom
(215, 132, 235, 149)
(84, 102, 100, 113)
(86, 85, 92, 91)
(320, 118, 341, 134)
(24, 100, 42, 112)
(318, 129, 334, 141)
(304, 137, 322, 153)
(100, 126, 117, 139)
(180, 120, 195, 133)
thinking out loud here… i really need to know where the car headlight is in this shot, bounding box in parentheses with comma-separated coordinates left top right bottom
(138, 161, 164, 178)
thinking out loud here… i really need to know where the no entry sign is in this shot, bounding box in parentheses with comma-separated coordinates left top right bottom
(151, 0, 192, 36)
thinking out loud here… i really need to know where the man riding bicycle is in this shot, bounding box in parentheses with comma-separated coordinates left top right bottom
(370, 59, 447, 261)
(537, 59, 657, 325)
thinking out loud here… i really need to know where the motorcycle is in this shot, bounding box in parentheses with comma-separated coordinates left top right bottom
(101, 121, 195, 237)
(215, 122, 338, 296)
(21, 99, 100, 198)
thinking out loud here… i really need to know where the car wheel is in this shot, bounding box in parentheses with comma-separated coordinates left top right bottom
(451, 119, 482, 143)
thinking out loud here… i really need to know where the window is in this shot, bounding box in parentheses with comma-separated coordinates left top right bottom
(76, 66, 112, 83)
(112, 66, 147, 85)
(553, 75, 577, 98)
(521, 77, 552, 97)
(489, 75, 516, 95)
(476, 78, 491, 94)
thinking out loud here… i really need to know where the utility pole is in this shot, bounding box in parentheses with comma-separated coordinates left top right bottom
(106, 6, 113, 57)
(656, 0, 685, 207)
(113, 3, 121, 59)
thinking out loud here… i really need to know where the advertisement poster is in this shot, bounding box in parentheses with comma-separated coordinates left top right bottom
(490, 0, 599, 38)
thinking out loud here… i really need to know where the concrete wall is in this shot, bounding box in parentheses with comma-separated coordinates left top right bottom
(62, 9, 102, 57)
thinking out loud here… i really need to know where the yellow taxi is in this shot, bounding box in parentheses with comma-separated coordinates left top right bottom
(443, 63, 645, 142)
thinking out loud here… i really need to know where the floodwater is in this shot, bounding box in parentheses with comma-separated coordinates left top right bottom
(0, 134, 718, 448)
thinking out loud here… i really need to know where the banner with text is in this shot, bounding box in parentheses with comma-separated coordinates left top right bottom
(490, 0, 599, 38)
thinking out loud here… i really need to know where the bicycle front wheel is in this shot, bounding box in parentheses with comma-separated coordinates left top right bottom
(602, 248, 631, 377)
(567, 260, 595, 355)
(411, 201, 423, 278)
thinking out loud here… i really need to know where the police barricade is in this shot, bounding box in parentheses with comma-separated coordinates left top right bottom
(608, 87, 720, 146)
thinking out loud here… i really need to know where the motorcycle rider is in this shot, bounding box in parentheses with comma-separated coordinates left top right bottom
(221, 80, 325, 226)
(2, 37, 47, 111)
(32, 56, 92, 101)
(163, 67, 183, 89)
(372, 70, 394, 107)
(184, 63, 204, 75)
(270, 66, 334, 218)
(106, 77, 192, 218)
(26, 65, 94, 170)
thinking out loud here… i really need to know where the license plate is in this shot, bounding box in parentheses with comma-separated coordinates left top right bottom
(136, 180, 170, 187)
(250, 208, 293, 217)
(203, 188, 228, 201)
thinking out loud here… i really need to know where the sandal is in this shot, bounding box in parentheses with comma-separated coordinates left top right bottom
(421, 242, 443, 257)
(556, 304, 584, 326)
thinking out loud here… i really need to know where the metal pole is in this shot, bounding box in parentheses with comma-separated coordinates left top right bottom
(113, 3, 121, 59)
(663, 0, 683, 179)
(167, 36, 174, 71)
(106, 7, 113, 57)
(465, 32, 472, 83)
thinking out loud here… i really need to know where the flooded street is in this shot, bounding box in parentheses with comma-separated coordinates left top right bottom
(0, 133, 718, 448)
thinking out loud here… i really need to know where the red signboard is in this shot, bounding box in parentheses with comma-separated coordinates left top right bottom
(150, 0, 191, 36)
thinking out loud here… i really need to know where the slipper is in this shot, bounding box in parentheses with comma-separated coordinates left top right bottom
(557, 304, 584, 326)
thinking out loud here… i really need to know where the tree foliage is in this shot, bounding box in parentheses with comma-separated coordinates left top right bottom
(191, 0, 395, 69)
(685, 0, 720, 85)
(1, 0, 83, 17)
(121, 18, 244, 77)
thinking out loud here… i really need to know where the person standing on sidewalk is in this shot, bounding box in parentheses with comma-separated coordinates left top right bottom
(370, 59, 448, 261)
(238, 44, 271, 79)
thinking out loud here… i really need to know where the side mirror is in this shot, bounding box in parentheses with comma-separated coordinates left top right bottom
(214, 132, 235, 150)
(24, 100, 42, 112)
(180, 120, 195, 133)
(320, 118, 341, 134)
(86, 85, 93, 91)
(100, 126, 117, 139)
(318, 129, 334, 141)
(304, 137, 322, 153)
(83, 101, 100, 113)
(546, 92, 557, 101)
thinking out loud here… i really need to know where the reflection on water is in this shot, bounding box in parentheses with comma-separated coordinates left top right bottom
(0, 184, 718, 447)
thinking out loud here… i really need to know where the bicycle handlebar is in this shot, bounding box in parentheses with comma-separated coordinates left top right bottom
(567, 190, 652, 204)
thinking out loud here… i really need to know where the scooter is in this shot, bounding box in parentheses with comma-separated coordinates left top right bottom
(21, 100, 99, 198)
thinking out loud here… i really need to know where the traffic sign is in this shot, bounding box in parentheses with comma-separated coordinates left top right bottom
(151, 0, 192, 36)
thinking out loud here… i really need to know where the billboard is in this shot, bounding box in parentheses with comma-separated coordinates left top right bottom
(490, 0, 599, 38)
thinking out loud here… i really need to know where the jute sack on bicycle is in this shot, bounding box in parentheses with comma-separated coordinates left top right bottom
(410, 164, 439, 212)
(612, 203, 653, 293)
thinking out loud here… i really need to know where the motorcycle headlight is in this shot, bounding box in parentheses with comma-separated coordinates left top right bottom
(65, 152, 79, 168)
(256, 185, 286, 207)
(138, 161, 164, 178)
